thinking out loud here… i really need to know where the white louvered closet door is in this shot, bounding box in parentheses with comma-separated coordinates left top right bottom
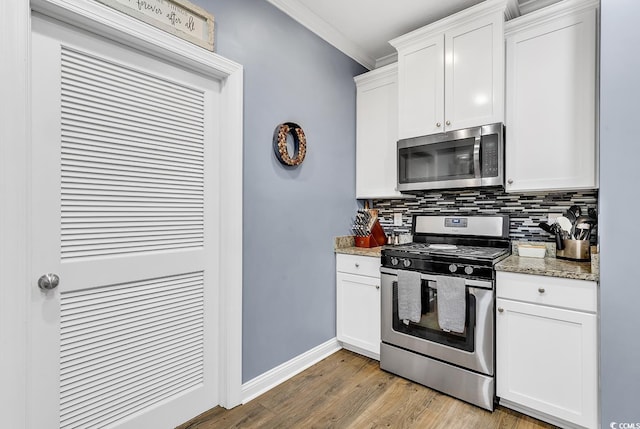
(30, 16, 221, 429)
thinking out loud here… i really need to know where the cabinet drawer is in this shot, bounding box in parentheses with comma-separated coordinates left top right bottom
(336, 254, 380, 277)
(496, 272, 597, 313)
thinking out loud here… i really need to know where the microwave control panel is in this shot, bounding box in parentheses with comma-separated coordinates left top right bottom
(481, 139, 499, 178)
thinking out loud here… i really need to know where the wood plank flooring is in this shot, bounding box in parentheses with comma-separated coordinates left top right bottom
(177, 349, 557, 429)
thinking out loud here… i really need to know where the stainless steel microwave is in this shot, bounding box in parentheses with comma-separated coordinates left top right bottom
(397, 123, 504, 192)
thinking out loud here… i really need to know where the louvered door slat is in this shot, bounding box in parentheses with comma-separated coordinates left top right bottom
(61, 326, 203, 378)
(60, 271, 204, 429)
(61, 89, 205, 131)
(61, 367, 203, 428)
(61, 327, 203, 378)
(61, 56, 204, 113)
(62, 148, 204, 171)
(61, 346, 203, 403)
(61, 109, 204, 144)
(62, 113, 205, 146)
(63, 162, 204, 182)
(63, 125, 205, 152)
(60, 47, 205, 261)
(63, 128, 205, 156)
(62, 49, 204, 106)
(63, 140, 203, 165)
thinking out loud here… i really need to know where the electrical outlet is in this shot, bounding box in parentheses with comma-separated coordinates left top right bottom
(393, 213, 403, 226)
(548, 213, 562, 224)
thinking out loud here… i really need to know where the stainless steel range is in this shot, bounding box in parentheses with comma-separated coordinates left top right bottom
(380, 214, 510, 411)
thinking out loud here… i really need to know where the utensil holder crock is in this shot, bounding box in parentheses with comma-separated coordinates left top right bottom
(556, 239, 590, 261)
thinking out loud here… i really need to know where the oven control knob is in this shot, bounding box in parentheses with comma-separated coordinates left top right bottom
(390, 257, 399, 266)
(402, 258, 411, 268)
(464, 266, 474, 275)
(448, 264, 458, 273)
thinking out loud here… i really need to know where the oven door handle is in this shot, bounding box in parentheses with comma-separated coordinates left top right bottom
(381, 268, 493, 290)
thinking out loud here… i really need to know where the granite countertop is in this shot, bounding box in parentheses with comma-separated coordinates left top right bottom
(495, 255, 599, 282)
(334, 236, 382, 258)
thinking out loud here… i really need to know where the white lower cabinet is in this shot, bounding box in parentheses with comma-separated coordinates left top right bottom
(336, 254, 381, 360)
(496, 272, 598, 429)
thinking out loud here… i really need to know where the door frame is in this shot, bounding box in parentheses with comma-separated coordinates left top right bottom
(0, 0, 244, 426)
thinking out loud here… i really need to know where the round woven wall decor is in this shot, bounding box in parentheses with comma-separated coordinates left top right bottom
(273, 122, 307, 166)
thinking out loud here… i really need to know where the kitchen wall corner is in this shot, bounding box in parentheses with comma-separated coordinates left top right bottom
(190, 0, 365, 383)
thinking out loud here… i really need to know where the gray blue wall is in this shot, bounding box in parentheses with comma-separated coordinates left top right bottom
(600, 0, 640, 425)
(190, 0, 365, 382)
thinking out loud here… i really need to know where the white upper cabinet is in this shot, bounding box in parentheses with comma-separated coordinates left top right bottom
(391, 0, 507, 139)
(355, 64, 404, 199)
(505, 0, 598, 192)
(445, 15, 504, 131)
(394, 35, 444, 138)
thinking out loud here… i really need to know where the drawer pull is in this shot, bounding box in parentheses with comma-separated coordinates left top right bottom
(355, 263, 360, 268)
(497, 307, 504, 313)
(376, 285, 380, 290)
(538, 288, 545, 294)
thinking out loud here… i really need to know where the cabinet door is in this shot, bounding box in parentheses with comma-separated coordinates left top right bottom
(397, 34, 444, 139)
(355, 66, 402, 199)
(336, 272, 380, 359)
(496, 298, 598, 428)
(445, 13, 504, 131)
(505, 9, 597, 192)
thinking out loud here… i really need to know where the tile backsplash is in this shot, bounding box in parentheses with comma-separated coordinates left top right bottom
(372, 187, 598, 243)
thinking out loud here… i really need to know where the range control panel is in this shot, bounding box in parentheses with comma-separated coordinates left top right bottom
(445, 218, 468, 228)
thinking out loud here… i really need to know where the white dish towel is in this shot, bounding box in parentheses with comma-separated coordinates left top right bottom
(435, 275, 466, 333)
(397, 270, 422, 323)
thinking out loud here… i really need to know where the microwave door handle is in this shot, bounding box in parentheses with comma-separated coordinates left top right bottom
(473, 136, 481, 179)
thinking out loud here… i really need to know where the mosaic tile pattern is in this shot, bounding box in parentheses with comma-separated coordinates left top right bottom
(372, 187, 599, 243)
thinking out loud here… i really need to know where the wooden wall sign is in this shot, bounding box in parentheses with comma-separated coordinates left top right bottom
(95, 0, 215, 51)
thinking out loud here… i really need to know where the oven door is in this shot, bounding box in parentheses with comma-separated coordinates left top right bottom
(380, 267, 494, 376)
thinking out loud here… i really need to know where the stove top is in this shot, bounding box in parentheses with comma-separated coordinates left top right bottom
(381, 215, 511, 279)
(386, 242, 510, 262)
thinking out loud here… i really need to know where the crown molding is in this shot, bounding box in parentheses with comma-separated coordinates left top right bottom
(267, 0, 375, 70)
(354, 61, 397, 87)
(390, 0, 510, 51)
(375, 52, 398, 69)
(505, 0, 599, 35)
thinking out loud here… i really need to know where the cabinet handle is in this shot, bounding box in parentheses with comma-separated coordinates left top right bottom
(538, 288, 545, 294)
(436, 122, 441, 128)
(355, 263, 359, 268)
(507, 179, 514, 185)
(498, 307, 504, 313)
(445, 120, 451, 126)
(376, 285, 380, 290)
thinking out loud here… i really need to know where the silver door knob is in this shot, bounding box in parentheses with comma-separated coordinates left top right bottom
(38, 273, 60, 290)
(445, 120, 451, 126)
(507, 179, 514, 185)
(436, 122, 441, 128)
(538, 288, 545, 294)
(498, 307, 504, 313)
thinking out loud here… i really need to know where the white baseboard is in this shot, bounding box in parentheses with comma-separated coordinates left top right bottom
(241, 338, 342, 404)
(340, 342, 379, 361)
